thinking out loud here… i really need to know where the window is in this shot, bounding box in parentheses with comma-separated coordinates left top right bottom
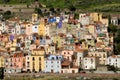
(51, 61, 53, 63)
(39, 57, 41, 61)
(15, 59, 16, 62)
(95, 54, 97, 57)
(52, 57, 54, 60)
(91, 59, 93, 63)
(27, 62, 29, 67)
(109, 59, 111, 62)
(64, 52, 66, 54)
(67, 56, 69, 60)
(68, 52, 70, 54)
(103, 54, 106, 58)
(80, 57, 81, 60)
(27, 57, 29, 60)
(33, 57, 35, 61)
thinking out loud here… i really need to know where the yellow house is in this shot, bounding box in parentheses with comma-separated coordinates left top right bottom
(86, 24, 95, 36)
(100, 18, 109, 27)
(0, 56, 4, 67)
(10, 39, 17, 51)
(32, 13, 38, 22)
(88, 51, 107, 65)
(38, 22, 45, 36)
(82, 42, 88, 49)
(90, 12, 108, 26)
(53, 35, 61, 48)
(30, 48, 45, 72)
(90, 12, 102, 22)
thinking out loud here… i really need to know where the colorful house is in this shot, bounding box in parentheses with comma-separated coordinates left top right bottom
(38, 22, 45, 36)
(0, 56, 5, 67)
(5, 52, 26, 73)
(61, 50, 74, 61)
(30, 48, 45, 72)
(45, 24, 50, 36)
(32, 13, 38, 22)
(15, 23, 21, 35)
(61, 60, 78, 73)
(44, 55, 63, 73)
(74, 50, 85, 67)
(79, 13, 90, 25)
(32, 24, 39, 34)
(82, 56, 98, 70)
(90, 13, 102, 22)
(53, 35, 61, 48)
(26, 23, 33, 35)
(107, 55, 120, 68)
(88, 51, 107, 65)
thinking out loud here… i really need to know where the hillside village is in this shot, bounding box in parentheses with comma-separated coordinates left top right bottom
(0, 12, 119, 74)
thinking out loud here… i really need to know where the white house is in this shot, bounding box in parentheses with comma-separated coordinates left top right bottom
(56, 17, 60, 23)
(82, 56, 97, 70)
(63, 15, 69, 23)
(111, 17, 118, 26)
(15, 23, 21, 35)
(1, 22, 7, 33)
(45, 25, 50, 36)
(107, 55, 120, 68)
(32, 24, 39, 33)
(44, 55, 63, 73)
(79, 13, 90, 26)
(74, 50, 84, 67)
(25, 55, 31, 72)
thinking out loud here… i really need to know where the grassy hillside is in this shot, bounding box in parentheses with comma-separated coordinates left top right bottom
(0, 0, 120, 12)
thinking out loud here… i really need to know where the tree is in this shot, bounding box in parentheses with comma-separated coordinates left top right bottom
(108, 24, 117, 34)
(107, 65, 118, 72)
(35, 8, 43, 16)
(3, 10, 12, 19)
(74, 13, 79, 19)
(49, 7, 55, 13)
(0, 67, 4, 79)
(3, 0, 10, 3)
(115, 43, 120, 55)
(69, 5, 76, 12)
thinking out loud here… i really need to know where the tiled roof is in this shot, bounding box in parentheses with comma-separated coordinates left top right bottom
(61, 60, 71, 66)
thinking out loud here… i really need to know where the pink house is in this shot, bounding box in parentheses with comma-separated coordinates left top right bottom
(26, 24, 33, 35)
(29, 44, 36, 51)
(11, 52, 26, 72)
(5, 42, 11, 48)
(61, 50, 74, 61)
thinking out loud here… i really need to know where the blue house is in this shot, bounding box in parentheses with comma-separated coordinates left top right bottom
(40, 37, 46, 45)
(44, 55, 63, 73)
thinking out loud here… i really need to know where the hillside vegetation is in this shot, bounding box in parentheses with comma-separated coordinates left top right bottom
(0, 0, 120, 12)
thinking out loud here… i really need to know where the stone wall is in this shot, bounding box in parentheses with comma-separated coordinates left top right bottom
(0, 4, 34, 13)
